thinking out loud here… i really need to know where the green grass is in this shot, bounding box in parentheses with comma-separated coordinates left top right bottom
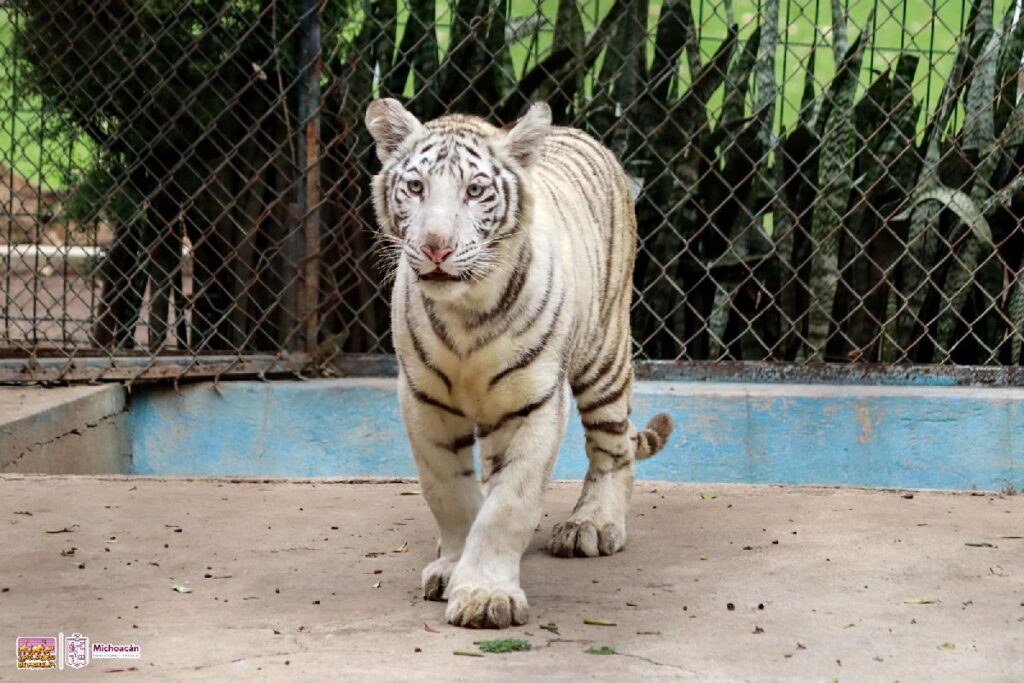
(0, 9, 93, 192)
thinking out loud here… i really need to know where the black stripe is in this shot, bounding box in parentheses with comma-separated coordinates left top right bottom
(405, 294, 452, 392)
(540, 156, 591, 206)
(420, 294, 459, 354)
(577, 373, 630, 414)
(591, 445, 629, 460)
(488, 296, 564, 389)
(496, 174, 513, 233)
(406, 374, 464, 418)
(487, 452, 507, 476)
(637, 430, 652, 453)
(513, 255, 555, 337)
(451, 433, 476, 451)
(545, 136, 625, 315)
(571, 347, 620, 395)
(552, 129, 615, 167)
(643, 427, 666, 449)
(582, 419, 629, 435)
(467, 240, 532, 329)
(461, 468, 476, 477)
(537, 179, 601, 333)
(539, 155, 606, 312)
(479, 378, 561, 437)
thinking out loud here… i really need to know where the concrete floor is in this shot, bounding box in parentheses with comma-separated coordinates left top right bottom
(1, 476, 1021, 681)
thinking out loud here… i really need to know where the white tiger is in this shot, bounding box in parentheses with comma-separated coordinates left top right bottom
(366, 99, 674, 629)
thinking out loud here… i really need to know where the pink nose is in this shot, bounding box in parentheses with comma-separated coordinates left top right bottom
(420, 244, 454, 264)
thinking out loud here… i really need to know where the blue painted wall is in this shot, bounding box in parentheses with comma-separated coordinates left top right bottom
(128, 379, 1023, 491)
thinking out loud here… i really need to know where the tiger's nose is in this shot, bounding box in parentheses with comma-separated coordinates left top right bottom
(420, 244, 454, 264)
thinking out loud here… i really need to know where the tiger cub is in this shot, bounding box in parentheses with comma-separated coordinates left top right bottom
(366, 99, 674, 629)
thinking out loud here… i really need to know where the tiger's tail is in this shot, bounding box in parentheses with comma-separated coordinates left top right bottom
(634, 412, 674, 460)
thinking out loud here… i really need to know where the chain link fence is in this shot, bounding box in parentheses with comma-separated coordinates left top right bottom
(1, 0, 1023, 383)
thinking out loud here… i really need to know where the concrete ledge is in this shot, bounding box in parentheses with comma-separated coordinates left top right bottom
(129, 378, 1024, 490)
(0, 244, 103, 275)
(0, 384, 130, 473)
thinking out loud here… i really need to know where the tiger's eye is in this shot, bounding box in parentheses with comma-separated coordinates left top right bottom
(407, 179, 423, 194)
(467, 183, 484, 198)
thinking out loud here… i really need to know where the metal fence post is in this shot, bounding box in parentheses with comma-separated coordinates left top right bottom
(296, 0, 322, 361)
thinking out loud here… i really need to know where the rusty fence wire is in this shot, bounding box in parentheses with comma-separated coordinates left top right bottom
(1, 0, 1023, 383)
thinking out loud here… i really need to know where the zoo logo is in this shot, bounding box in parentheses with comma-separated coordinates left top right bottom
(15, 637, 56, 670)
(15, 633, 89, 670)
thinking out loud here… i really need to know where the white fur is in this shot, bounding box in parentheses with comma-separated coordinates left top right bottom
(367, 99, 673, 629)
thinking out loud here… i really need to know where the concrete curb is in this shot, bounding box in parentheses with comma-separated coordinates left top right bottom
(128, 378, 1024, 490)
(0, 243, 104, 274)
(0, 384, 130, 474)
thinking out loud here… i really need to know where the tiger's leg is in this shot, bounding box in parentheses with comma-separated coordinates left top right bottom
(444, 382, 570, 628)
(550, 358, 637, 558)
(398, 375, 482, 601)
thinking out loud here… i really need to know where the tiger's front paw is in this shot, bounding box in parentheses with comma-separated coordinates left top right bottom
(422, 557, 457, 601)
(549, 518, 626, 557)
(444, 581, 529, 629)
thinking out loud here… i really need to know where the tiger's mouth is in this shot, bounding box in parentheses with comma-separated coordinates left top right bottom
(418, 268, 470, 283)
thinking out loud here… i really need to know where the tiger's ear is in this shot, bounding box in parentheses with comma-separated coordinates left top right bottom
(503, 102, 551, 167)
(365, 98, 424, 162)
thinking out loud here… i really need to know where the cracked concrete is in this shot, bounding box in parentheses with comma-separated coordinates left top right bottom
(0, 385, 130, 473)
(2, 476, 1021, 681)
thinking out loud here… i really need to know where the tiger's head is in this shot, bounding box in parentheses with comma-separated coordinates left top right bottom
(366, 99, 551, 301)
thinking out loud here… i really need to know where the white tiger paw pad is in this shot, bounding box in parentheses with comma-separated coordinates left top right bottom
(444, 584, 529, 629)
(549, 519, 626, 557)
(422, 557, 457, 601)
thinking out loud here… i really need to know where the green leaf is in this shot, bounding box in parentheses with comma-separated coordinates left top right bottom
(708, 282, 733, 358)
(963, 23, 1001, 151)
(485, 1, 515, 103)
(649, 0, 700, 105)
(878, 55, 922, 192)
(937, 642, 956, 650)
(583, 617, 617, 626)
(500, 0, 628, 120)
(475, 638, 532, 653)
(798, 41, 819, 129)
(452, 649, 485, 657)
(601, 0, 649, 160)
(995, 1, 1024, 132)
(932, 236, 987, 362)
(721, 26, 761, 128)
(805, 15, 872, 360)
(753, 0, 779, 147)
(893, 187, 993, 246)
(585, 646, 617, 655)
(1010, 253, 1024, 365)
(829, 0, 849, 65)
(534, 0, 586, 118)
